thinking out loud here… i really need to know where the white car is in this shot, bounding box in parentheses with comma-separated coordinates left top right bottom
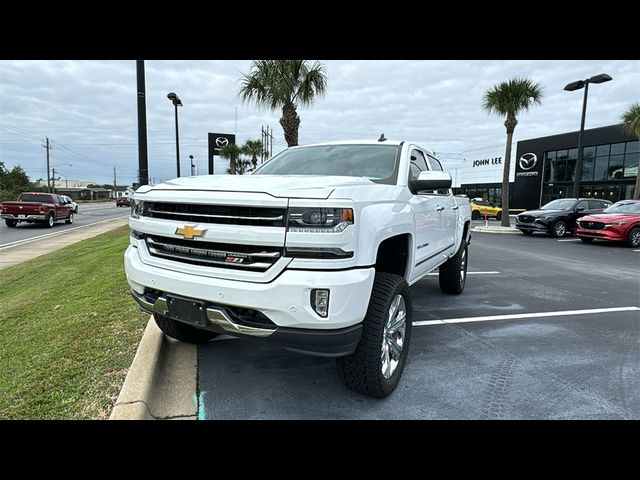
(125, 139, 472, 397)
(62, 195, 78, 213)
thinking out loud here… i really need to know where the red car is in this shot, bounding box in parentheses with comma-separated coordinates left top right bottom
(576, 200, 640, 248)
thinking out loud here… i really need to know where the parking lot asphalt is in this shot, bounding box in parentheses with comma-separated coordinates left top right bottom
(198, 226, 640, 419)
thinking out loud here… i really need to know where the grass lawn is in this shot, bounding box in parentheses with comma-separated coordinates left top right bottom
(0, 226, 148, 419)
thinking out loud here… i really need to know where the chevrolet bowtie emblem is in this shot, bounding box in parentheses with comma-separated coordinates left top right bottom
(175, 225, 206, 240)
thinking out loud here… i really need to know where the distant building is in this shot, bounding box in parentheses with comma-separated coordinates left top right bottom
(114, 186, 134, 199)
(54, 187, 112, 201)
(36, 179, 96, 188)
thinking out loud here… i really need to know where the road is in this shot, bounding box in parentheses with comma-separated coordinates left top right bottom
(198, 227, 640, 419)
(0, 203, 129, 247)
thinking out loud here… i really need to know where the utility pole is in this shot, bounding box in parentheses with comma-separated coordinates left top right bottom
(113, 166, 117, 199)
(42, 137, 52, 191)
(52, 168, 56, 193)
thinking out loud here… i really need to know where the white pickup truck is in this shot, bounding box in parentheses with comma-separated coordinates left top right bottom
(125, 139, 472, 397)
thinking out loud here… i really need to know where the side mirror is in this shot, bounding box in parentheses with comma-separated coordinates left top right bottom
(409, 171, 452, 194)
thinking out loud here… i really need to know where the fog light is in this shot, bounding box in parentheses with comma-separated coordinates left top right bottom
(311, 289, 330, 318)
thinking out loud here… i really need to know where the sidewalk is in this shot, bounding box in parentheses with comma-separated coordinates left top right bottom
(0, 217, 129, 270)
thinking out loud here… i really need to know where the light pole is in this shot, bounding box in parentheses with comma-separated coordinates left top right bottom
(167, 92, 183, 178)
(564, 73, 612, 197)
(189, 154, 195, 176)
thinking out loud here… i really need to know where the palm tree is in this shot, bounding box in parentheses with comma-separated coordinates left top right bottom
(239, 60, 328, 147)
(219, 144, 242, 175)
(621, 102, 640, 200)
(483, 78, 544, 227)
(241, 139, 267, 170)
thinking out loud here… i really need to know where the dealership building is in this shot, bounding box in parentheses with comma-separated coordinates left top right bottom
(447, 124, 638, 210)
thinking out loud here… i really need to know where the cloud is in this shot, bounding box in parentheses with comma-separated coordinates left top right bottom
(0, 59, 637, 184)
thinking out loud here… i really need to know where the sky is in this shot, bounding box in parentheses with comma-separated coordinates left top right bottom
(0, 60, 638, 186)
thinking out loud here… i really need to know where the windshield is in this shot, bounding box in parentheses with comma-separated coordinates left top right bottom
(253, 144, 400, 184)
(18, 194, 52, 203)
(540, 199, 577, 210)
(604, 202, 640, 214)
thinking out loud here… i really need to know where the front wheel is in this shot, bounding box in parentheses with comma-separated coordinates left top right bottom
(439, 242, 468, 294)
(495, 211, 502, 221)
(336, 272, 412, 398)
(472, 210, 481, 220)
(627, 227, 640, 248)
(551, 220, 567, 238)
(154, 314, 219, 343)
(65, 213, 74, 224)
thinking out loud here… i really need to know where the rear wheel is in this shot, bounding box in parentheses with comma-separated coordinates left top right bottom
(65, 213, 74, 224)
(45, 214, 54, 228)
(154, 313, 219, 343)
(5, 219, 17, 228)
(580, 237, 594, 243)
(472, 210, 481, 220)
(336, 272, 412, 398)
(627, 227, 640, 248)
(439, 242, 468, 295)
(495, 211, 502, 221)
(551, 220, 567, 238)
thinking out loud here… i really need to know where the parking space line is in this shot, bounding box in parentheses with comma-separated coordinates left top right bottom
(413, 306, 640, 326)
(426, 271, 500, 276)
(557, 239, 581, 242)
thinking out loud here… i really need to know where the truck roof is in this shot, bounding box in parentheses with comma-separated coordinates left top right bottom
(297, 139, 405, 148)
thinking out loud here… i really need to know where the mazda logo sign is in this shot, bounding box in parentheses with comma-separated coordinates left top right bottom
(215, 137, 229, 148)
(519, 153, 537, 171)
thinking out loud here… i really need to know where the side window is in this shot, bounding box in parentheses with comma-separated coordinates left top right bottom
(589, 200, 606, 210)
(576, 201, 589, 210)
(426, 155, 444, 171)
(409, 149, 429, 180)
(56, 195, 65, 204)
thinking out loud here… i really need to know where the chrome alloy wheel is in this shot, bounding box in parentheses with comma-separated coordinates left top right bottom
(554, 222, 566, 237)
(631, 229, 640, 247)
(459, 247, 467, 285)
(381, 294, 407, 379)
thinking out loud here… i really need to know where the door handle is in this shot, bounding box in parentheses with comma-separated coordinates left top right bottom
(435, 206, 445, 212)
(451, 206, 459, 210)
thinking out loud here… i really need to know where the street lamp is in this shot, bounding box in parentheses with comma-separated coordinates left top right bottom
(189, 154, 195, 176)
(167, 92, 183, 177)
(564, 73, 612, 198)
(51, 163, 72, 193)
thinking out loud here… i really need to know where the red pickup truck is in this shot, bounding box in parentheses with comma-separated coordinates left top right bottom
(0, 192, 74, 228)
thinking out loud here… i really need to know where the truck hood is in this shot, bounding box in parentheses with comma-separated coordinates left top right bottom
(145, 175, 377, 200)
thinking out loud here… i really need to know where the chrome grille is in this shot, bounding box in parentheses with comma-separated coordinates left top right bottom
(518, 215, 535, 223)
(578, 221, 605, 231)
(145, 235, 282, 271)
(145, 202, 286, 227)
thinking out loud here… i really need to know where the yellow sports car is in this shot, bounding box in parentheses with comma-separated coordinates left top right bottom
(471, 198, 502, 220)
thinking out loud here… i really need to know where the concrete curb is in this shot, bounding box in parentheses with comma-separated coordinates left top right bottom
(110, 316, 198, 420)
(471, 226, 522, 235)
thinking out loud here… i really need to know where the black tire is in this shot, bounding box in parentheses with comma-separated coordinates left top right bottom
(627, 227, 640, 248)
(551, 220, 567, 238)
(45, 213, 54, 228)
(74, 206, 78, 213)
(439, 242, 468, 295)
(5, 219, 17, 228)
(65, 213, 74, 224)
(336, 272, 412, 398)
(580, 237, 594, 243)
(153, 313, 219, 344)
(519, 229, 533, 236)
(495, 211, 502, 221)
(472, 210, 481, 220)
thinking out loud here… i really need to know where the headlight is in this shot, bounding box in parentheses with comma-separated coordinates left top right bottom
(288, 207, 354, 233)
(540, 215, 552, 221)
(605, 222, 626, 227)
(130, 199, 145, 219)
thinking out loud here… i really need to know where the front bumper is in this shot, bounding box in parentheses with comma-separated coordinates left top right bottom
(515, 219, 551, 233)
(576, 227, 626, 242)
(131, 289, 362, 357)
(125, 244, 375, 330)
(1, 214, 46, 221)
